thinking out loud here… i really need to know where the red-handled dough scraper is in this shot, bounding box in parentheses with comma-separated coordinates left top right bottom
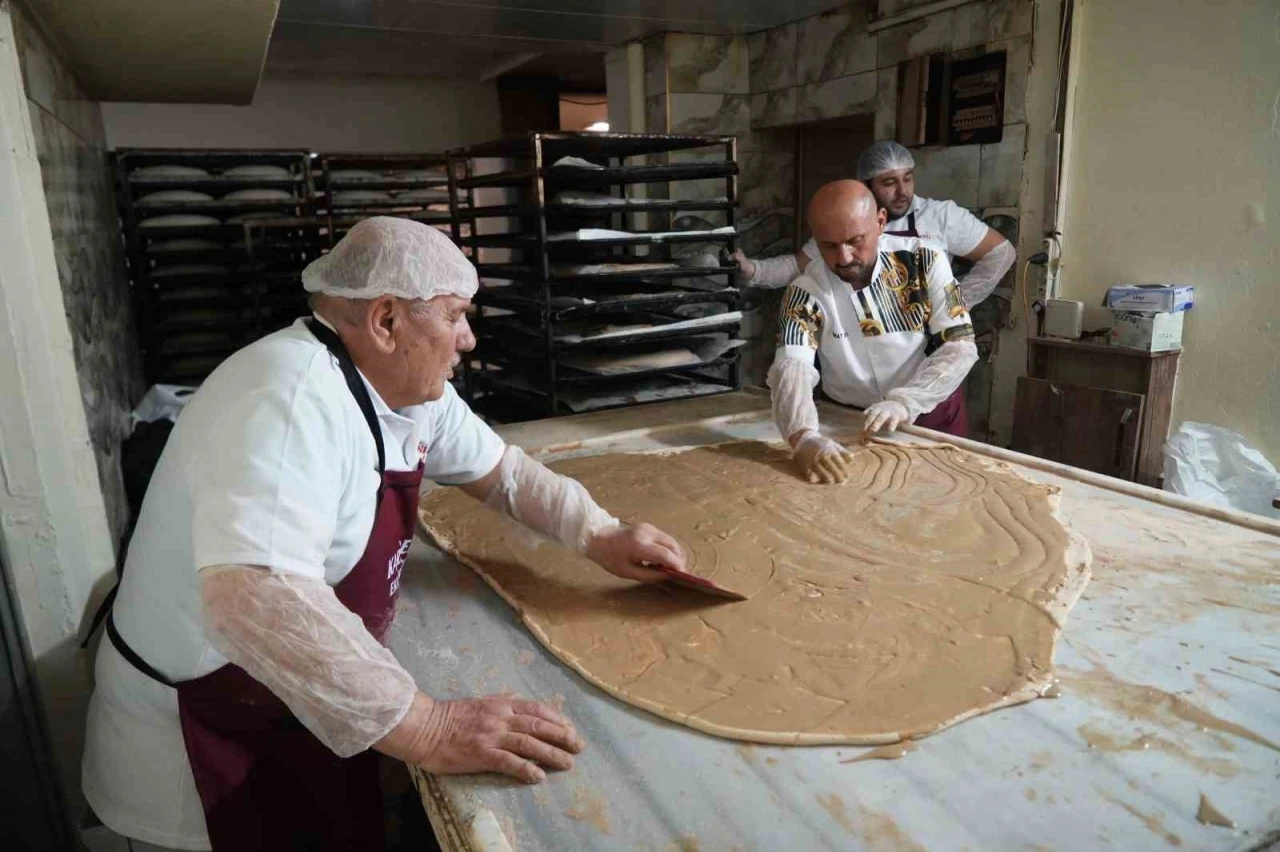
(645, 562, 748, 601)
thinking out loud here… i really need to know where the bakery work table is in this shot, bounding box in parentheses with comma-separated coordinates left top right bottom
(387, 390, 1280, 851)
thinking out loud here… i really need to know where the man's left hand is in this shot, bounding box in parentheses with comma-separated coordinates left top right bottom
(863, 400, 912, 434)
(585, 523, 687, 583)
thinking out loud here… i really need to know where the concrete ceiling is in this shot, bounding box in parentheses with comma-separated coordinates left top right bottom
(22, 0, 856, 103)
(22, 0, 281, 104)
(271, 0, 854, 81)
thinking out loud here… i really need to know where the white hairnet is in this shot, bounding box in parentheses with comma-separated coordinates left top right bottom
(856, 141, 916, 181)
(301, 216, 478, 302)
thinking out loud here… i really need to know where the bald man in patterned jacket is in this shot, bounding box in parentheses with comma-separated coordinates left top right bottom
(768, 180, 978, 485)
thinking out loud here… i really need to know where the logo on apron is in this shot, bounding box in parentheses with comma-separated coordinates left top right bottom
(387, 538, 412, 595)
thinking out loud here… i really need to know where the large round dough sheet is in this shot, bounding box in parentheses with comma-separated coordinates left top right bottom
(418, 440, 1091, 744)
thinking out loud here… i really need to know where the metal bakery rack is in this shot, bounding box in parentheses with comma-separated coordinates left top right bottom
(445, 131, 743, 423)
(113, 148, 322, 384)
(315, 153, 464, 243)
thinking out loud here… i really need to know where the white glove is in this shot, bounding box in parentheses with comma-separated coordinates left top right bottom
(734, 249, 800, 289)
(958, 239, 1015, 306)
(767, 354, 821, 444)
(484, 445, 619, 554)
(792, 432, 857, 484)
(200, 565, 418, 758)
(885, 339, 979, 422)
(863, 400, 911, 434)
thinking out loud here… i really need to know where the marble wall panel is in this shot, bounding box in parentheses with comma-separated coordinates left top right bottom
(979, 206, 1020, 246)
(645, 94, 668, 134)
(874, 66, 898, 140)
(748, 23, 797, 93)
(667, 33, 749, 94)
(672, 208, 730, 230)
(644, 35, 668, 101)
(667, 92, 751, 136)
(737, 126, 797, 156)
(737, 211, 797, 266)
(986, 0, 1035, 42)
(992, 37, 1031, 125)
(913, 144, 981, 207)
(739, 150, 797, 217)
(796, 71, 877, 123)
(878, 0, 939, 15)
(876, 8, 960, 68)
(750, 88, 798, 129)
(878, 0, 1032, 68)
(978, 122, 1025, 208)
(53, 231, 139, 541)
(796, 3, 877, 84)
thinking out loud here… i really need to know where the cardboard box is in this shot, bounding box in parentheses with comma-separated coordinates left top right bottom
(1105, 283, 1194, 312)
(1110, 309, 1184, 351)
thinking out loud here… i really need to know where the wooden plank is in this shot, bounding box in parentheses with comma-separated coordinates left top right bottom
(1136, 350, 1180, 486)
(1028, 336, 1181, 359)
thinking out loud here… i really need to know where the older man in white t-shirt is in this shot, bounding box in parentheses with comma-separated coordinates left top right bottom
(81, 217, 688, 851)
(736, 141, 1016, 308)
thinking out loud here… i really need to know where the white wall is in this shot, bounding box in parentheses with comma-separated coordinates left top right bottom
(1059, 0, 1280, 462)
(102, 72, 502, 152)
(1, 3, 118, 809)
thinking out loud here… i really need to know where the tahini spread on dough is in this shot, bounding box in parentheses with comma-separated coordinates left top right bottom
(420, 440, 1092, 744)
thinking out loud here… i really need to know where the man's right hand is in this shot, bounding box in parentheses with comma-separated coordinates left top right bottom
(731, 249, 757, 280)
(377, 692, 583, 784)
(791, 431, 857, 485)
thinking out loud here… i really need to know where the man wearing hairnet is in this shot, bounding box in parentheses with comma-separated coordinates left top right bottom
(81, 217, 688, 851)
(736, 141, 1016, 308)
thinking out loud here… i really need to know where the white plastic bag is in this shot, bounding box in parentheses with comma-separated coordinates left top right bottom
(130, 383, 196, 426)
(1163, 422, 1279, 518)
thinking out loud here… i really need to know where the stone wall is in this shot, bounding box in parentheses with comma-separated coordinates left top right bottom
(743, 0, 1038, 441)
(605, 1, 1047, 436)
(12, 6, 145, 549)
(642, 32, 801, 385)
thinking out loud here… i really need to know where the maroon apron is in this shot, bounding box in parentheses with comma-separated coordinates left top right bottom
(885, 209, 970, 439)
(108, 318, 423, 851)
(913, 385, 969, 438)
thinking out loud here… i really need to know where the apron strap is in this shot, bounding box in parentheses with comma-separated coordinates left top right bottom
(885, 211, 919, 239)
(80, 584, 118, 649)
(306, 318, 386, 476)
(107, 610, 176, 688)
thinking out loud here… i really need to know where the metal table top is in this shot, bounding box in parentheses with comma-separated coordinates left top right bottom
(388, 391, 1280, 852)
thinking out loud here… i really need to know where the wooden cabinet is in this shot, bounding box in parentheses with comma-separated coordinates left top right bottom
(1012, 338, 1180, 486)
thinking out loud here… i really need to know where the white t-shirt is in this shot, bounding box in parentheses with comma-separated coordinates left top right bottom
(776, 234, 974, 408)
(82, 317, 504, 850)
(802, 195, 989, 262)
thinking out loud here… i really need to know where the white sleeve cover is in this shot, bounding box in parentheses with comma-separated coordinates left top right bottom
(958, 239, 1015, 306)
(484, 445, 620, 554)
(767, 354, 821, 446)
(747, 254, 802, 289)
(200, 565, 417, 758)
(885, 340, 979, 421)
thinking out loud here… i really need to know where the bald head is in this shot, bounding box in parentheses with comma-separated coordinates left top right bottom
(807, 179, 877, 225)
(806, 180, 886, 288)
